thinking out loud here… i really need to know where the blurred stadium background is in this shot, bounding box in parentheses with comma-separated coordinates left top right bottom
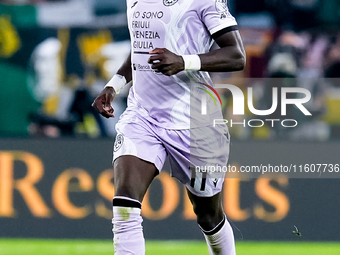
(1, 0, 340, 254)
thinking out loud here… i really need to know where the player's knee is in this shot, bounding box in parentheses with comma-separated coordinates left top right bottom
(194, 206, 224, 231)
(192, 200, 220, 216)
(196, 214, 220, 231)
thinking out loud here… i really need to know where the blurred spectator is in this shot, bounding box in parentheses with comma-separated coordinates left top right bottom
(325, 32, 340, 80)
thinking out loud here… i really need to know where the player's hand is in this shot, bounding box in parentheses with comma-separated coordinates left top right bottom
(91, 87, 116, 118)
(148, 48, 184, 76)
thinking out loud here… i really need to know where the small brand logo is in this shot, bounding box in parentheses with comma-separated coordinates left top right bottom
(131, 1, 138, 8)
(212, 178, 219, 187)
(163, 0, 178, 7)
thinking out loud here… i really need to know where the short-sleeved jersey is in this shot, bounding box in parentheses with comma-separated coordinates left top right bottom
(125, 0, 238, 129)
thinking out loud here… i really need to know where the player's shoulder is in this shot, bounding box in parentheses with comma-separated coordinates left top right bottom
(191, 0, 233, 18)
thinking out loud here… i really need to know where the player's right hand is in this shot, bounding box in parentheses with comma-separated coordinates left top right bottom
(92, 87, 116, 118)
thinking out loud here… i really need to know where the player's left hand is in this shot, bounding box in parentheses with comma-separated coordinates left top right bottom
(148, 48, 184, 76)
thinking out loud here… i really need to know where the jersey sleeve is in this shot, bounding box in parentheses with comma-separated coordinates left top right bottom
(197, 0, 238, 39)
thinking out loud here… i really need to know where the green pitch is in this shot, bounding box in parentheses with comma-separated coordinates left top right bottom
(0, 239, 339, 255)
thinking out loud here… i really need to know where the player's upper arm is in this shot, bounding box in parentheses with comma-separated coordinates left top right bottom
(196, 0, 246, 71)
(214, 30, 245, 56)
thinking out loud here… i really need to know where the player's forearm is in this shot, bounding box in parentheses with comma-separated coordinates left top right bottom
(104, 53, 132, 94)
(116, 53, 132, 83)
(199, 47, 245, 72)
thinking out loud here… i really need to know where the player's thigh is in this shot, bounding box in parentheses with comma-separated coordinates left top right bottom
(114, 110, 167, 172)
(166, 124, 229, 197)
(114, 155, 158, 202)
(113, 111, 166, 202)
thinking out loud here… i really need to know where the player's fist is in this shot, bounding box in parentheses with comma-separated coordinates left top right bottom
(148, 48, 184, 76)
(92, 87, 116, 118)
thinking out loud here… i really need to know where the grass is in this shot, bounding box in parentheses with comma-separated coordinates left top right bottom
(0, 239, 339, 255)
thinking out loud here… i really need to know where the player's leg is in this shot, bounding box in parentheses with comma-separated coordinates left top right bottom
(187, 190, 236, 255)
(186, 189, 224, 231)
(154, 120, 233, 254)
(112, 155, 158, 255)
(114, 155, 157, 201)
(111, 109, 167, 255)
(172, 123, 234, 254)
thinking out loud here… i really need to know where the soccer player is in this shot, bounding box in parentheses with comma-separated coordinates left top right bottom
(92, 0, 245, 254)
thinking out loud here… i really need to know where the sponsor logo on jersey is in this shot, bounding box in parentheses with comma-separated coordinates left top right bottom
(163, 0, 178, 7)
(114, 134, 124, 152)
(215, 0, 231, 19)
(132, 62, 163, 75)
